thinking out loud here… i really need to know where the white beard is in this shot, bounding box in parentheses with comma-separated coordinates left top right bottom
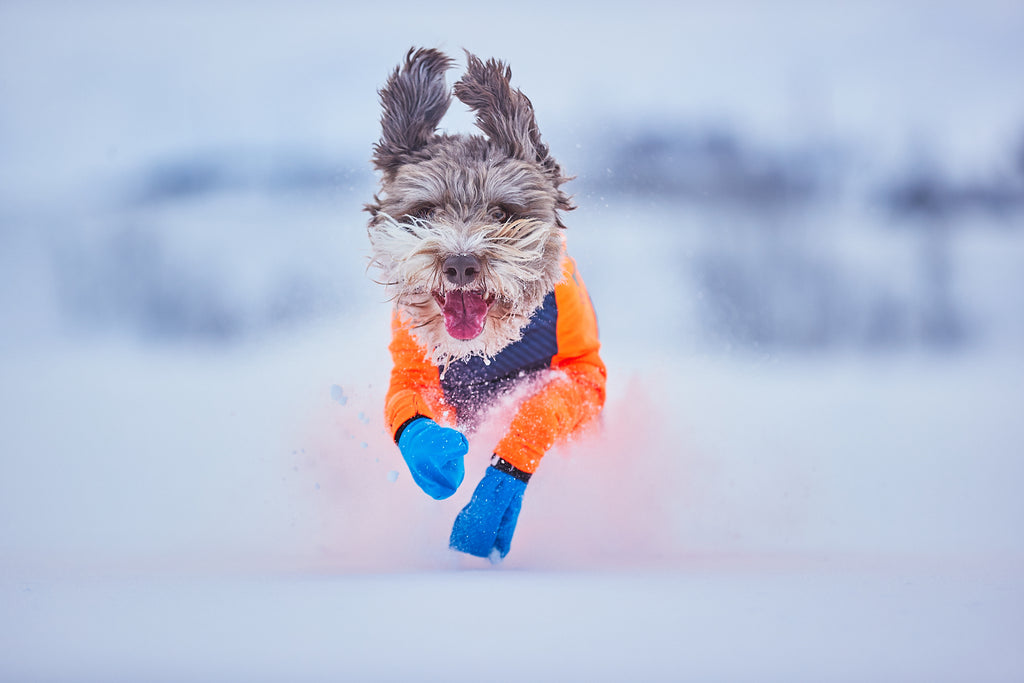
(367, 213, 565, 367)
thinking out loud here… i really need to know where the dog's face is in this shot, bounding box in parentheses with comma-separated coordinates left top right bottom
(365, 48, 573, 366)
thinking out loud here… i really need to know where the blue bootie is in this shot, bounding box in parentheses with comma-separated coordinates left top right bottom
(397, 417, 467, 500)
(450, 460, 529, 561)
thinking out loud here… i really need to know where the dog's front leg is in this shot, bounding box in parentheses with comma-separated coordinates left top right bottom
(384, 313, 468, 499)
(449, 364, 604, 560)
(449, 459, 529, 562)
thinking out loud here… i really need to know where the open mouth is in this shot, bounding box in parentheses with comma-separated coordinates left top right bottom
(433, 290, 494, 340)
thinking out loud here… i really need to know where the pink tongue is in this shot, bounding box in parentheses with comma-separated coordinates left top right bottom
(441, 291, 489, 340)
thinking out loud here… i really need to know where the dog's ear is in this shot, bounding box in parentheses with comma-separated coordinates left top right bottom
(455, 52, 574, 217)
(372, 48, 454, 177)
(454, 52, 548, 163)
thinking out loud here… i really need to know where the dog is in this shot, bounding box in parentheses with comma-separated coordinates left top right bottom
(365, 48, 606, 561)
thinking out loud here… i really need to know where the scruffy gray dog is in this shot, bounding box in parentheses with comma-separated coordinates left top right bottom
(365, 48, 606, 561)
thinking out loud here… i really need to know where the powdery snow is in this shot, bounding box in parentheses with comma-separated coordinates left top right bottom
(4, 571, 1021, 682)
(1, 328, 1022, 680)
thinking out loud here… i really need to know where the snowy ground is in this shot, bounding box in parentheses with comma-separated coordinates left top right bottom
(5, 570, 1021, 682)
(2, 329, 1022, 681)
(2, 1, 1024, 681)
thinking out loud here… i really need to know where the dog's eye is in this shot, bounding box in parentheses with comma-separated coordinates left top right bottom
(408, 205, 436, 221)
(488, 206, 511, 223)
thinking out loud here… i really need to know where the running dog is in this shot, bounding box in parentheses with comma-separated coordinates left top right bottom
(365, 47, 606, 561)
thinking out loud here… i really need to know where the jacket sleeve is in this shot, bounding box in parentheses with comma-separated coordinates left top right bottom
(493, 256, 607, 473)
(384, 311, 451, 440)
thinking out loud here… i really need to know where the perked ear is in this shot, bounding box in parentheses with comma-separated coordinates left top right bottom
(372, 47, 454, 177)
(454, 52, 549, 164)
(454, 51, 574, 214)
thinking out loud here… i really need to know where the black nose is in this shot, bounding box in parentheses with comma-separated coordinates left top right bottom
(443, 253, 481, 286)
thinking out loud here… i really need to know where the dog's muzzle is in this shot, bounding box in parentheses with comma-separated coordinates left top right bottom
(434, 253, 494, 341)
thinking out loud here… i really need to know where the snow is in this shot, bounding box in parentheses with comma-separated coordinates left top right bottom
(5, 571, 1021, 682)
(2, 324, 1021, 680)
(2, 1, 1024, 681)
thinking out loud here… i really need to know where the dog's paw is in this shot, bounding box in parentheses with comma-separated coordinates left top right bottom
(449, 463, 528, 558)
(397, 417, 467, 500)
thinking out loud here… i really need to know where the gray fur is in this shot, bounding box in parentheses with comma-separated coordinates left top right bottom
(365, 48, 573, 366)
(371, 47, 454, 179)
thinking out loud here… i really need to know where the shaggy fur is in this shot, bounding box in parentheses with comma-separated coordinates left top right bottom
(365, 48, 574, 366)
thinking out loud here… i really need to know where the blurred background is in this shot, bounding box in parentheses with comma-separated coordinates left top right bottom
(1, 0, 1022, 574)
(3, 1, 1023, 352)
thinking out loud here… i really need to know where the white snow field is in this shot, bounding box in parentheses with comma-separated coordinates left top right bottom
(2, 328, 1022, 682)
(2, 1, 1024, 681)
